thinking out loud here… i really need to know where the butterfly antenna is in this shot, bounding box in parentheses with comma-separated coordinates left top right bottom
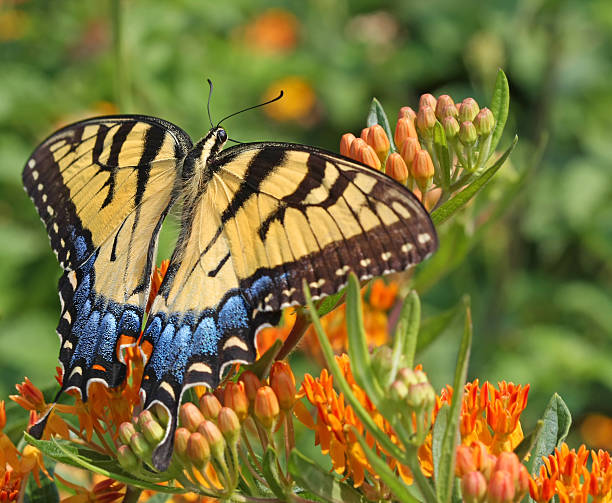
(206, 79, 214, 128)
(216, 90, 284, 127)
(227, 138, 243, 144)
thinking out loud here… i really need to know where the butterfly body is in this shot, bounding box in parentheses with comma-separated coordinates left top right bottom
(23, 114, 437, 469)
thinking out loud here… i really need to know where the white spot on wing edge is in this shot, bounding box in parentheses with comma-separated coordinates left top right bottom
(335, 265, 350, 276)
(381, 252, 392, 261)
(401, 243, 415, 253)
(67, 271, 77, 290)
(28, 159, 36, 169)
(187, 362, 213, 374)
(418, 233, 432, 244)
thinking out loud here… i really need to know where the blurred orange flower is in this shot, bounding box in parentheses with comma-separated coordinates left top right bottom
(244, 9, 299, 52)
(580, 414, 612, 450)
(0, 9, 29, 41)
(262, 76, 316, 123)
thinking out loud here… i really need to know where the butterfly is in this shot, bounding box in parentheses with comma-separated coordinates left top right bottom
(22, 109, 437, 469)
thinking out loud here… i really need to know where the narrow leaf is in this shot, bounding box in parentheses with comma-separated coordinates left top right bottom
(433, 122, 451, 190)
(288, 449, 364, 503)
(317, 289, 345, 317)
(489, 69, 510, 154)
(367, 98, 396, 151)
(436, 299, 472, 503)
(514, 420, 544, 462)
(392, 291, 420, 376)
(431, 136, 517, 226)
(262, 447, 286, 499)
(527, 394, 572, 476)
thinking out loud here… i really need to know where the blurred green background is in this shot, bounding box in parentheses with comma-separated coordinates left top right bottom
(1, 0, 611, 449)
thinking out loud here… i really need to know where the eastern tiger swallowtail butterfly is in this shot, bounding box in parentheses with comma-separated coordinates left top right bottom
(22, 110, 437, 469)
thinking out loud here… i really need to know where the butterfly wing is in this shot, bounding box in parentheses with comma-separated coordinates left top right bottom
(23, 115, 192, 400)
(140, 142, 437, 469)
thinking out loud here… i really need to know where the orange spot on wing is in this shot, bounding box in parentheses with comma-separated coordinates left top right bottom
(92, 364, 106, 372)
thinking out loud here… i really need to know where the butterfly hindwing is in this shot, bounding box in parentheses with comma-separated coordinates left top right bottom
(23, 115, 192, 399)
(139, 142, 437, 469)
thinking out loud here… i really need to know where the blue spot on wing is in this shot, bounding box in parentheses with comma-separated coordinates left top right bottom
(217, 295, 249, 333)
(98, 313, 118, 361)
(193, 316, 219, 356)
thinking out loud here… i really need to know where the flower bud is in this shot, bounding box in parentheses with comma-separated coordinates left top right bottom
(349, 137, 367, 160)
(385, 153, 409, 185)
(129, 432, 151, 459)
(419, 93, 437, 110)
(199, 393, 222, 420)
(399, 106, 416, 121)
(435, 95, 455, 121)
(117, 445, 139, 471)
(218, 407, 241, 444)
(400, 137, 420, 167)
(423, 187, 442, 211)
(411, 150, 435, 192)
(474, 107, 495, 136)
(224, 381, 249, 422)
(406, 382, 436, 410)
(459, 98, 479, 123)
(462, 471, 487, 503)
(179, 402, 205, 432)
(187, 432, 210, 469)
(360, 127, 370, 142)
(366, 124, 390, 162)
(359, 144, 382, 170)
(397, 368, 419, 387)
(254, 386, 280, 429)
(141, 419, 165, 445)
(371, 346, 394, 385)
(487, 471, 515, 503)
(340, 133, 356, 157)
(416, 106, 436, 139)
(137, 410, 154, 430)
(152, 404, 169, 427)
(119, 422, 136, 446)
(174, 427, 190, 460)
(413, 369, 429, 384)
(197, 420, 225, 461)
(456, 445, 477, 477)
(516, 464, 529, 500)
(239, 371, 262, 406)
(390, 380, 409, 402)
(494, 452, 520, 483)
(443, 116, 460, 139)
(395, 117, 417, 148)
(459, 121, 478, 146)
(270, 361, 296, 410)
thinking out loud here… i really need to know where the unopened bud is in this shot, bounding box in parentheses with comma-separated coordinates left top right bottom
(397, 368, 419, 387)
(395, 117, 417, 148)
(443, 116, 460, 139)
(197, 420, 225, 461)
(400, 137, 420, 167)
(487, 471, 515, 503)
(129, 432, 151, 459)
(416, 106, 436, 139)
(174, 427, 190, 460)
(459, 98, 479, 123)
(390, 380, 409, 402)
(199, 393, 222, 420)
(423, 187, 442, 212)
(119, 422, 136, 446)
(254, 386, 280, 429)
(152, 404, 169, 427)
(239, 371, 262, 406)
(360, 127, 370, 142)
(456, 445, 477, 477)
(441, 104, 459, 119)
(359, 144, 382, 170)
(398, 106, 416, 121)
(270, 361, 296, 410)
(406, 382, 436, 410)
(137, 410, 154, 430)
(411, 150, 435, 192)
(179, 402, 205, 432)
(224, 381, 249, 422)
(187, 432, 210, 469)
(413, 369, 428, 384)
(419, 93, 437, 110)
(462, 471, 487, 503)
(385, 153, 409, 185)
(218, 407, 241, 444)
(141, 419, 164, 445)
(366, 125, 390, 162)
(516, 464, 529, 500)
(349, 137, 367, 161)
(459, 121, 478, 146)
(117, 445, 139, 471)
(340, 133, 356, 157)
(371, 346, 394, 384)
(474, 107, 495, 136)
(435, 95, 455, 121)
(494, 452, 520, 482)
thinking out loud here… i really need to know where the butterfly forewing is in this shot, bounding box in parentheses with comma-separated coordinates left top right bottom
(23, 115, 192, 399)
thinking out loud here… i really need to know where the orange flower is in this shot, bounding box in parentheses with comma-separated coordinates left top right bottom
(530, 443, 612, 503)
(243, 9, 299, 52)
(56, 474, 125, 503)
(147, 259, 169, 312)
(262, 76, 316, 123)
(580, 414, 612, 450)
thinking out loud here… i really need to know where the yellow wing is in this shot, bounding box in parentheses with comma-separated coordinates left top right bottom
(23, 115, 192, 400)
(139, 142, 437, 468)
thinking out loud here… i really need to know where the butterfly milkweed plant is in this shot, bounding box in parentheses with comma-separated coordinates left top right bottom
(5, 69, 608, 503)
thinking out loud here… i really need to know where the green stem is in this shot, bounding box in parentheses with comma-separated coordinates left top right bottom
(405, 448, 438, 503)
(121, 485, 142, 503)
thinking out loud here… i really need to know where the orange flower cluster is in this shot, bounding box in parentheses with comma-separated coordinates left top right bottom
(296, 354, 412, 491)
(55, 475, 125, 503)
(530, 444, 612, 503)
(0, 401, 50, 502)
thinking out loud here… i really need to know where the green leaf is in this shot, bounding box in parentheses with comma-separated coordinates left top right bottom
(433, 122, 451, 191)
(24, 434, 184, 494)
(367, 97, 396, 152)
(316, 288, 345, 317)
(391, 291, 420, 376)
(288, 449, 364, 503)
(527, 394, 572, 476)
(436, 299, 472, 503)
(432, 404, 449, 488)
(514, 420, 544, 462)
(489, 69, 510, 154)
(246, 339, 283, 379)
(352, 431, 419, 503)
(24, 461, 59, 503)
(431, 136, 517, 226)
(262, 447, 286, 499)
